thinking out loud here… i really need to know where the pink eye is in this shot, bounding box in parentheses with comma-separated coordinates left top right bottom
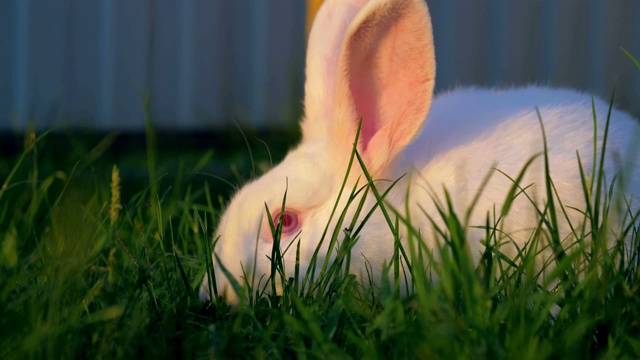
(273, 210, 300, 235)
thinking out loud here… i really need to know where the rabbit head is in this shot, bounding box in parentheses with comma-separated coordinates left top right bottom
(199, 0, 436, 303)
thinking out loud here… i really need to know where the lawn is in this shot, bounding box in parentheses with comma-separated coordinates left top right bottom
(1, 118, 639, 358)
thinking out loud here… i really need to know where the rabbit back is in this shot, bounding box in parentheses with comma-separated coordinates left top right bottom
(397, 86, 639, 263)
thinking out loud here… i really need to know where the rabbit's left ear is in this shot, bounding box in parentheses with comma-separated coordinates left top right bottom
(303, 0, 436, 177)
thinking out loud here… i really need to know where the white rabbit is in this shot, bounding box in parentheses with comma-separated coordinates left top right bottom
(200, 0, 639, 303)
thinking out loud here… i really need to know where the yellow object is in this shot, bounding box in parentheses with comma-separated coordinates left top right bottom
(306, 0, 324, 35)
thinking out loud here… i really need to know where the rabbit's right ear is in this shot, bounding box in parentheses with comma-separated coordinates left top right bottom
(302, 0, 436, 177)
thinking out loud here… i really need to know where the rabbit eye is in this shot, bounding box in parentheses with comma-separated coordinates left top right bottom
(274, 210, 300, 235)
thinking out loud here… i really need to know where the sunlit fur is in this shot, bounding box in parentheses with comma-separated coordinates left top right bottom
(200, 0, 639, 303)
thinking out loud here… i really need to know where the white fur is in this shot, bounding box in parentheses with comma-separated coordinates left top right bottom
(200, 0, 639, 303)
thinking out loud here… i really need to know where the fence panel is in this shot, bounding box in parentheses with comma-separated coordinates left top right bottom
(1, 0, 638, 131)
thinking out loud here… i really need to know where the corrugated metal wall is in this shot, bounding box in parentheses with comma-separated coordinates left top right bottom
(1, 0, 639, 131)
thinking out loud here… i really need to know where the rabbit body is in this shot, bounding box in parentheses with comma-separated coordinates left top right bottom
(402, 87, 638, 265)
(199, 0, 639, 303)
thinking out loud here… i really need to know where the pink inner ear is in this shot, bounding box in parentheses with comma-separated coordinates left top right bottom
(350, 78, 378, 151)
(332, 0, 435, 176)
(343, 7, 434, 159)
(348, 33, 381, 152)
(345, 14, 410, 154)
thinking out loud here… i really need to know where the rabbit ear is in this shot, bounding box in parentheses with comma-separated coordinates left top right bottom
(303, 0, 370, 139)
(302, 0, 436, 177)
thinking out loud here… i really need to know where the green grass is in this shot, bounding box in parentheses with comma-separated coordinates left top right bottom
(1, 108, 640, 358)
(2, 126, 639, 359)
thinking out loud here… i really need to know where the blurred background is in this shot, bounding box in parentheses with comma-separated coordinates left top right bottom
(1, 0, 639, 132)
